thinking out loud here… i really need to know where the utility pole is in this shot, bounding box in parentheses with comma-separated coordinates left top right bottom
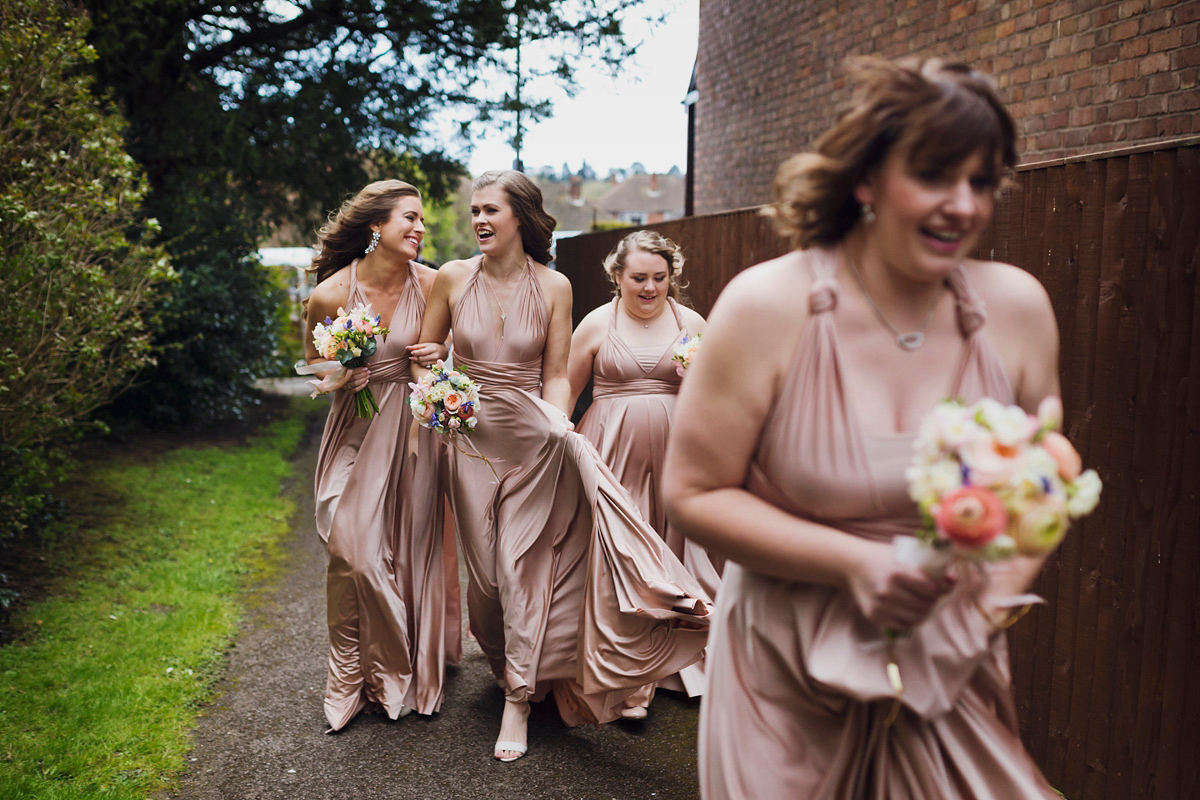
(511, 11, 524, 173)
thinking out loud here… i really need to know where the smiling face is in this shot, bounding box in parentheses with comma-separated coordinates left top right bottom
(856, 147, 998, 281)
(616, 248, 672, 321)
(470, 184, 520, 257)
(373, 194, 424, 261)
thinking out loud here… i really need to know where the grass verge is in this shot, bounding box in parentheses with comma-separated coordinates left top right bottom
(0, 397, 323, 799)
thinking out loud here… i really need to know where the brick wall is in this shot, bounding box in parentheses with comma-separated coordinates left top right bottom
(693, 0, 1200, 215)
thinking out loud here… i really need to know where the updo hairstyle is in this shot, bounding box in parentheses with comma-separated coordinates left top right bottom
(602, 230, 687, 301)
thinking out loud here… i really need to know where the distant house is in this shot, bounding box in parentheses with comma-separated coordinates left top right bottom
(594, 173, 685, 226)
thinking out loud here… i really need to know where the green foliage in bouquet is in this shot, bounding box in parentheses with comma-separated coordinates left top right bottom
(0, 0, 174, 536)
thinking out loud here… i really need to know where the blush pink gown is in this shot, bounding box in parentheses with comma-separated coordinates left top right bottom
(576, 297, 724, 700)
(699, 247, 1059, 799)
(313, 260, 460, 731)
(445, 257, 711, 725)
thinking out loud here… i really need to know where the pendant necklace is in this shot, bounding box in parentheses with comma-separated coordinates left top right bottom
(481, 258, 518, 340)
(843, 248, 943, 351)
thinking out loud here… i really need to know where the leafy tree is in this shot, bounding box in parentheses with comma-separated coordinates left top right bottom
(80, 0, 641, 423)
(0, 0, 172, 534)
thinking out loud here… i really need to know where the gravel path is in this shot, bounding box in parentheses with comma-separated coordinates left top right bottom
(165, 405, 703, 800)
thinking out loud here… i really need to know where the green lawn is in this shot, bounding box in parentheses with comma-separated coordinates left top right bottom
(0, 400, 320, 799)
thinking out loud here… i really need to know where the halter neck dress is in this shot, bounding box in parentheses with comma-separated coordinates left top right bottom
(446, 256, 710, 725)
(576, 297, 724, 698)
(699, 247, 1059, 799)
(313, 260, 460, 731)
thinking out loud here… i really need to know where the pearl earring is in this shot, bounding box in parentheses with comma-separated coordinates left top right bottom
(861, 203, 876, 224)
(364, 229, 381, 255)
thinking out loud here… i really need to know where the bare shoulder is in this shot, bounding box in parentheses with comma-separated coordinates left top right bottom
(964, 259, 1056, 330)
(574, 302, 611, 334)
(413, 262, 438, 294)
(708, 250, 812, 332)
(309, 266, 351, 309)
(677, 304, 708, 330)
(534, 262, 572, 293)
(434, 257, 476, 285)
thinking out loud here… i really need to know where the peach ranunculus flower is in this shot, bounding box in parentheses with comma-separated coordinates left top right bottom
(934, 486, 1008, 549)
(442, 391, 463, 412)
(1040, 431, 1082, 481)
(414, 400, 435, 422)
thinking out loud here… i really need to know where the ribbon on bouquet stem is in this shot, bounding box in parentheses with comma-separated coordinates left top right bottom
(445, 431, 502, 483)
(294, 359, 350, 397)
(879, 541, 1042, 728)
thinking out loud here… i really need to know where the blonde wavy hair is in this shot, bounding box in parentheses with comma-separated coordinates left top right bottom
(602, 230, 688, 301)
(765, 57, 1017, 250)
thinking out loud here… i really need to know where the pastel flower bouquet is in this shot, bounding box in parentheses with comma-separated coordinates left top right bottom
(671, 332, 702, 377)
(879, 395, 1101, 726)
(903, 396, 1102, 568)
(407, 360, 480, 436)
(409, 360, 498, 479)
(297, 305, 389, 419)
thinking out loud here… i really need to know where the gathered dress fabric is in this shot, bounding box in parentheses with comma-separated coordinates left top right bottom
(575, 297, 724, 698)
(313, 260, 461, 731)
(445, 257, 710, 726)
(699, 247, 1059, 799)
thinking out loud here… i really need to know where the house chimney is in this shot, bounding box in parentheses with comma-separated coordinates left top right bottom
(649, 173, 659, 191)
(569, 174, 582, 202)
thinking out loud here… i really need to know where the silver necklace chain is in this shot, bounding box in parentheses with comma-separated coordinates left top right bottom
(843, 249, 943, 352)
(480, 258, 518, 340)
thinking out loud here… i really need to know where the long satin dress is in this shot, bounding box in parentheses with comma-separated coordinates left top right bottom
(699, 247, 1059, 799)
(445, 256, 710, 726)
(313, 260, 460, 731)
(575, 297, 724, 700)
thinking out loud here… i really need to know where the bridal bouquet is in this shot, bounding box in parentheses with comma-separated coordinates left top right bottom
(408, 360, 480, 436)
(903, 396, 1102, 567)
(301, 305, 389, 419)
(671, 332, 703, 377)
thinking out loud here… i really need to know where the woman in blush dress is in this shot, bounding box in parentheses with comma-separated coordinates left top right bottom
(664, 58, 1065, 798)
(303, 180, 459, 732)
(567, 231, 721, 720)
(412, 170, 710, 762)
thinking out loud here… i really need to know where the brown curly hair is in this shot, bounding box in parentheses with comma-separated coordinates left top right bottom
(471, 170, 557, 265)
(766, 57, 1018, 250)
(309, 180, 421, 285)
(601, 230, 688, 301)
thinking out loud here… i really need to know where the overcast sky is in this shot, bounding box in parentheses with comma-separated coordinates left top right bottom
(461, 0, 698, 177)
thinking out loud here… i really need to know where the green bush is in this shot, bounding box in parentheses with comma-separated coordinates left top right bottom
(0, 0, 173, 536)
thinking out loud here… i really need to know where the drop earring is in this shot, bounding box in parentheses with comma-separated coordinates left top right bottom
(365, 229, 381, 255)
(861, 203, 876, 224)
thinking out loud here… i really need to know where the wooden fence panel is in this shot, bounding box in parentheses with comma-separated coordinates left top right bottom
(555, 139, 1200, 800)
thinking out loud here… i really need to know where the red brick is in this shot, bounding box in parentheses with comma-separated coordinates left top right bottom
(1111, 19, 1140, 40)
(1110, 60, 1139, 81)
(1086, 124, 1116, 144)
(1091, 42, 1121, 63)
(1119, 78, 1148, 97)
(1140, 7, 1176, 30)
(1168, 92, 1200, 112)
(1138, 95, 1168, 116)
(1148, 28, 1184, 52)
(1147, 72, 1181, 93)
(1069, 70, 1096, 90)
(1120, 38, 1151, 58)
(1174, 44, 1200, 69)
(1068, 107, 1096, 126)
(997, 18, 1016, 38)
(1119, 0, 1149, 18)
(1110, 98, 1140, 119)
(1180, 2, 1200, 23)
(1127, 119, 1159, 138)
(1062, 128, 1090, 147)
